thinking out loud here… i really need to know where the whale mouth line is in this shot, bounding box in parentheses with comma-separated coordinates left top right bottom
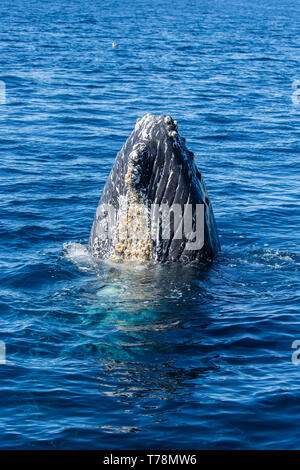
(89, 113, 220, 265)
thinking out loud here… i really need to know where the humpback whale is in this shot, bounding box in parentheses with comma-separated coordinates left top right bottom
(89, 113, 220, 265)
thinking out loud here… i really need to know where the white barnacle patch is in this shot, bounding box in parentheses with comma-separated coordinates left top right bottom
(134, 113, 157, 141)
(133, 142, 147, 154)
(164, 115, 172, 125)
(169, 130, 178, 138)
(124, 149, 142, 188)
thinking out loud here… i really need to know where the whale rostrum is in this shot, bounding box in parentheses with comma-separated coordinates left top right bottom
(89, 113, 220, 265)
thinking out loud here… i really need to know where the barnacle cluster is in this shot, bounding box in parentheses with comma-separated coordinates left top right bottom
(111, 147, 153, 262)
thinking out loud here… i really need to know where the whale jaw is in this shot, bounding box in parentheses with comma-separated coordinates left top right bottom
(89, 113, 220, 265)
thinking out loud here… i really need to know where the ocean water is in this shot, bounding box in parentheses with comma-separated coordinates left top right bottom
(0, 0, 299, 450)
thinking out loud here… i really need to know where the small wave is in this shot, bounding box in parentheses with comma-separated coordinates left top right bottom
(223, 245, 299, 271)
(62, 242, 97, 272)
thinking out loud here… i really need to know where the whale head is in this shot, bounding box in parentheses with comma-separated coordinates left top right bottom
(89, 113, 220, 265)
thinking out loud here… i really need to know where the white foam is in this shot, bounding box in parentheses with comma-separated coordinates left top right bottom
(96, 285, 125, 298)
(63, 242, 96, 271)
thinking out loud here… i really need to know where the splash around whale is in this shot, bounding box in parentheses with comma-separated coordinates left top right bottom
(89, 113, 220, 265)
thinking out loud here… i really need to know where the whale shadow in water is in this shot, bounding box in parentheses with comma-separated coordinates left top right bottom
(81, 260, 221, 407)
(63, 242, 222, 442)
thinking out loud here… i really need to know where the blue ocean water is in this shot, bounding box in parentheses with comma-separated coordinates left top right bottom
(0, 0, 299, 450)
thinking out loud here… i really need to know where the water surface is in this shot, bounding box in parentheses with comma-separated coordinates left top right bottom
(0, 0, 299, 449)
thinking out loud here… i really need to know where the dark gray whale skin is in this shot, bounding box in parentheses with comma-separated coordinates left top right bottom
(89, 113, 220, 264)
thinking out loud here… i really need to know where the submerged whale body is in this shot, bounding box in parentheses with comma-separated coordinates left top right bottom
(89, 113, 220, 265)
